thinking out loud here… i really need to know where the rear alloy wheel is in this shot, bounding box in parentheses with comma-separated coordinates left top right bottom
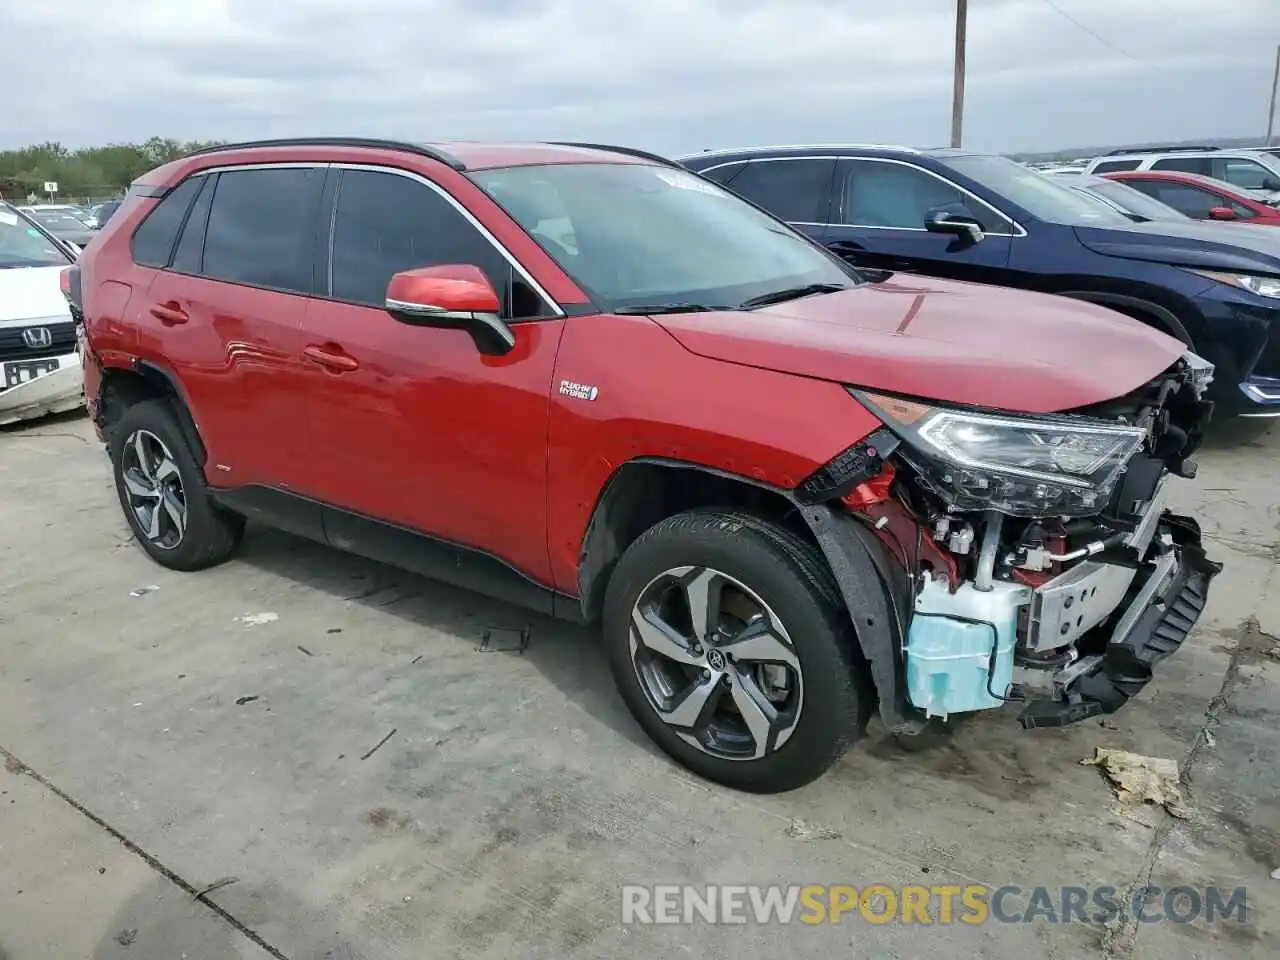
(603, 509, 871, 793)
(109, 399, 244, 571)
(120, 429, 187, 551)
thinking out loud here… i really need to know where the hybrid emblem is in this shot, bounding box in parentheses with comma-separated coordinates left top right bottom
(21, 327, 52, 349)
(559, 380, 599, 401)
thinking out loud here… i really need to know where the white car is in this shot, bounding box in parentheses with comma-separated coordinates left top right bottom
(1083, 147, 1280, 192)
(0, 204, 84, 425)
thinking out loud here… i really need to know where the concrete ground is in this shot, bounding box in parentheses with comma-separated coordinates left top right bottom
(0, 411, 1277, 960)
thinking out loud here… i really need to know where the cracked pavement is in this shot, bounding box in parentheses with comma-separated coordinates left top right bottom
(0, 412, 1277, 959)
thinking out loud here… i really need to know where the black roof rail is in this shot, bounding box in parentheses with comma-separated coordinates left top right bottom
(1104, 144, 1222, 156)
(185, 138, 467, 171)
(549, 141, 679, 167)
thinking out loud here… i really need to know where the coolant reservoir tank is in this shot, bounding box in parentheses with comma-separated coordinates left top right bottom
(905, 577, 1030, 719)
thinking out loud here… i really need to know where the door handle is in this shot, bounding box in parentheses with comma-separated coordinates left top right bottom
(302, 344, 359, 372)
(149, 302, 188, 325)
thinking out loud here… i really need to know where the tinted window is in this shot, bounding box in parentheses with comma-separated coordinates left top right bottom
(471, 163, 855, 312)
(699, 162, 747, 187)
(1090, 159, 1142, 173)
(0, 206, 71, 268)
(1147, 184, 1221, 219)
(1089, 180, 1187, 220)
(843, 159, 999, 231)
(1151, 157, 1213, 176)
(725, 159, 835, 223)
(202, 167, 322, 293)
(130, 176, 204, 267)
(940, 155, 1129, 227)
(170, 175, 215, 274)
(329, 169, 546, 318)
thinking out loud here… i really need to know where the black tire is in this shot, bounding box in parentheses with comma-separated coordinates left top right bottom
(602, 508, 873, 793)
(109, 398, 244, 571)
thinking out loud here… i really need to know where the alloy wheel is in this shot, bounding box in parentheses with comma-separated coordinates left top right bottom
(120, 429, 187, 550)
(629, 565, 804, 761)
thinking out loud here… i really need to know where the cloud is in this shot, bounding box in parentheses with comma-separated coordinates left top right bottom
(3, 0, 1276, 154)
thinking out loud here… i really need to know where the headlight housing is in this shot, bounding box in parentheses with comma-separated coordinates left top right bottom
(852, 390, 1146, 517)
(1189, 270, 1280, 299)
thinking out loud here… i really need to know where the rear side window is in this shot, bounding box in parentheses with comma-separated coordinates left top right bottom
(328, 168, 549, 318)
(1090, 159, 1142, 174)
(130, 176, 204, 267)
(202, 167, 323, 294)
(725, 159, 836, 223)
(1151, 157, 1213, 176)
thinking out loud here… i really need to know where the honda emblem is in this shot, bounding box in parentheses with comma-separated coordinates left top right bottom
(21, 327, 52, 350)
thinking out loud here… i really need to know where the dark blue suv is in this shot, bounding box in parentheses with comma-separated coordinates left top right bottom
(679, 145, 1280, 421)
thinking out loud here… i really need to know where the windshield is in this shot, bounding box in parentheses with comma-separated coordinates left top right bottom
(470, 163, 856, 311)
(0, 207, 72, 268)
(32, 211, 86, 229)
(1088, 181, 1188, 221)
(942, 155, 1133, 227)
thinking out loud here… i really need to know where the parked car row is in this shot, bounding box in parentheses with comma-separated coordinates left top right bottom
(679, 144, 1280, 421)
(60, 137, 1226, 792)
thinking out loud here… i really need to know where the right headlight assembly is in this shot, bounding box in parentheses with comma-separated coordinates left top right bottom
(852, 389, 1146, 517)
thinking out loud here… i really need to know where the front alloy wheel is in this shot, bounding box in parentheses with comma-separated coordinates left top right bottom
(120, 429, 187, 550)
(631, 565, 804, 761)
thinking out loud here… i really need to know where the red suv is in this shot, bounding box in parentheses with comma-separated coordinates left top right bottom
(1106, 170, 1280, 226)
(71, 138, 1221, 792)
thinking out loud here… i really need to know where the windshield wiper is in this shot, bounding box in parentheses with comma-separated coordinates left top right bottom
(614, 302, 729, 315)
(739, 283, 849, 310)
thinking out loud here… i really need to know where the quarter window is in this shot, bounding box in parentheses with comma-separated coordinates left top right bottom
(1090, 159, 1142, 174)
(699, 162, 747, 187)
(723, 159, 835, 223)
(842, 160, 999, 231)
(202, 167, 323, 293)
(130, 175, 204, 268)
(329, 169, 550, 319)
(1151, 157, 1213, 176)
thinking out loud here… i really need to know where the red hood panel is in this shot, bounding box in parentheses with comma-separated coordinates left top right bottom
(653, 276, 1185, 413)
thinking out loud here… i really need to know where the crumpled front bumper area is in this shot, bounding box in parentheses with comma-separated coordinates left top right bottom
(1018, 514, 1222, 728)
(0, 352, 84, 426)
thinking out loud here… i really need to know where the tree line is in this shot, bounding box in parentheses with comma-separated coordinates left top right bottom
(0, 137, 225, 202)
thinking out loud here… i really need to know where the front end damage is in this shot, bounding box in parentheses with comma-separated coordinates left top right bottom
(800, 351, 1221, 733)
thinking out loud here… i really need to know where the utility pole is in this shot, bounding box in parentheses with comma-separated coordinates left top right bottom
(951, 0, 967, 148)
(1267, 44, 1279, 146)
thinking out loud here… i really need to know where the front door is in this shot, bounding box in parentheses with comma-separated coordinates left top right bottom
(825, 158, 1013, 282)
(296, 165, 565, 589)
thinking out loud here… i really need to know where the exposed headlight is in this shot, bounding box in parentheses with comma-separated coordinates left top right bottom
(852, 390, 1146, 517)
(1190, 270, 1280, 299)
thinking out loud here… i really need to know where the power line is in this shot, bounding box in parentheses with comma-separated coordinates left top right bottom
(1037, 0, 1141, 62)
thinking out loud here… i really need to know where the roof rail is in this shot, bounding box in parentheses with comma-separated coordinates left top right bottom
(1103, 144, 1222, 156)
(185, 138, 467, 171)
(681, 143, 923, 159)
(548, 141, 679, 167)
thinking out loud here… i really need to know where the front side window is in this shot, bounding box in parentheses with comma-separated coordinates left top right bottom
(1146, 184, 1222, 219)
(471, 163, 855, 312)
(1214, 158, 1274, 191)
(0, 206, 72, 268)
(328, 169, 549, 319)
(1089, 180, 1187, 221)
(201, 167, 323, 293)
(842, 159, 1001, 230)
(1090, 159, 1142, 174)
(725, 159, 835, 223)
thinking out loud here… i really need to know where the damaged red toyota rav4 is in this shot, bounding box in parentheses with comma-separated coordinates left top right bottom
(70, 139, 1221, 793)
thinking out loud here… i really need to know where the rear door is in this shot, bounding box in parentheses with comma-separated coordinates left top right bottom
(700, 157, 837, 244)
(825, 158, 1013, 280)
(140, 164, 326, 495)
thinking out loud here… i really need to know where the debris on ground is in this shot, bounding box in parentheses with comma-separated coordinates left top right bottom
(235, 696, 259, 706)
(234, 612, 279, 627)
(1204, 728, 1216, 748)
(1081, 747, 1191, 819)
(1272, 867, 1280, 881)
(786, 817, 842, 841)
(128, 585, 160, 597)
(297, 645, 315, 656)
(114, 928, 137, 946)
(193, 876, 239, 900)
(360, 728, 398, 761)
(479, 626, 530, 653)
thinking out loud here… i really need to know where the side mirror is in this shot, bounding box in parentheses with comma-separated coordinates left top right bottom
(385, 265, 515, 356)
(1261, 177, 1280, 192)
(1208, 206, 1237, 221)
(924, 207, 985, 244)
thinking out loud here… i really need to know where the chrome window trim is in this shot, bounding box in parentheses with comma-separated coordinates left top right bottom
(834, 156, 1026, 237)
(190, 159, 563, 317)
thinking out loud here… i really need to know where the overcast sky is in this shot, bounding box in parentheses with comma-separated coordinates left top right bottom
(5, 0, 1277, 154)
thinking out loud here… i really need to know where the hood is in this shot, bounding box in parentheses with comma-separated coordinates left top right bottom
(1075, 218, 1280, 273)
(0, 265, 74, 327)
(652, 275, 1185, 414)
